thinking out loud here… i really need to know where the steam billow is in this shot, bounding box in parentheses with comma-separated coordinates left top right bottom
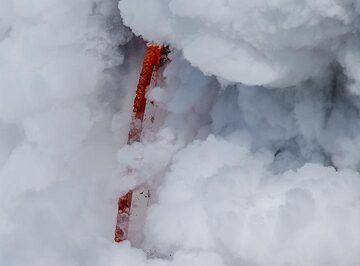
(0, 0, 359, 265)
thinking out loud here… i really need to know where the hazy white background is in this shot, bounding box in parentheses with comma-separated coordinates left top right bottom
(0, 0, 359, 265)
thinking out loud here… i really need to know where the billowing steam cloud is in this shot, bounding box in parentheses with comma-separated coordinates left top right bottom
(0, 0, 360, 266)
(0, 0, 135, 264)
(120, 0, 360, 89)
(118, 1, 360, 265)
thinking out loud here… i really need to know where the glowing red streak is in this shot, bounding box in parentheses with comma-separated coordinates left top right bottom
(115, 44, 167, 243)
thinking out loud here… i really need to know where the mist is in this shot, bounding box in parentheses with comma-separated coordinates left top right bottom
(0, 0, 359, 265)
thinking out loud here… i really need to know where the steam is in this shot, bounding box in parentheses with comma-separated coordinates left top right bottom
(0, 0, 360, 266)
(119, 0, 360, 88)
